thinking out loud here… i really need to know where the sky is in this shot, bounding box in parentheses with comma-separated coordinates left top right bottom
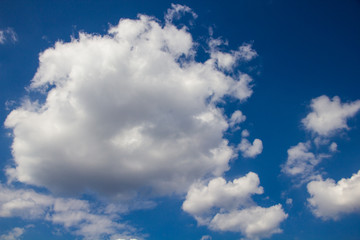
(0, 0, 360, 240)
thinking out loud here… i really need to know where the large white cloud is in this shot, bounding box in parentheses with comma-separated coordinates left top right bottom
(302, 95, 360, 136)
(182, 173, 287, 240)
(0, 184, 140, 240)
(307, 170, 360, 220)
(5, 9, 256, 197)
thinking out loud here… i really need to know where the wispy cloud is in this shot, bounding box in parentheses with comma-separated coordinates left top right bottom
(0, 28, 17, 44)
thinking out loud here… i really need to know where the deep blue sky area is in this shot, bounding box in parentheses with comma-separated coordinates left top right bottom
(0, 1, 360, 240)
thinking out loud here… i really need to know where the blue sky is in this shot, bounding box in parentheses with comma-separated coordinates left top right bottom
(1, 1, 360, 240)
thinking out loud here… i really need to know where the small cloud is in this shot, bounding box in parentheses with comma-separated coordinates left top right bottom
(209, 41, 258, 71)
(329, 142, 338, 152)
(200, 235, 212, 240)
(229, 110, 246, 128)
(241, 129, 250, 137)
(302, 95, 360, 136)
(238, 138, 263, 158)
(286, 198, 293, 206)
(282, 142, 319, 178)
(164, 3, 197, 24)
(0, 28, 17, 44)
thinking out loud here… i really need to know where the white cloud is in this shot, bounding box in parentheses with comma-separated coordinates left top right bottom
(200, 235, 212, 240)
(0, 227, 25, 240)
(0, 185, 53, 218)
(329, 142, 338, 152)
(165, 3, 197, 23)
(238, 138, 263, 158)
(229, 110, 246, 128)
(0, 31, 4, 43)
(241, 129, 250, 137)
(0, 185, 140, 239)
(209, 205, 287, 240)
(282, 95, 359, 186)
(182, 172, 263, 222)
(302, 95, 360, 136)
(307, 170, 360, 220)
(237, 43, 258, 61)
(0, 28, 17, 44)
(281, 142, 325, 180)
(209, 41, 257, 71)
(182, 173, 287, 240)
(5, 7, 254, 198)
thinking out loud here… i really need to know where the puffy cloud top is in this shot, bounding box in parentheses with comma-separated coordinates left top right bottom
(307, 170, 360, 220)
(282, 142, 319, 177)
(5, 13, 255, 197)
(182, 172, 263, 218)
(238, 138, 263, 158)
(182, 173, 287, 240)
(209, 204, 287, 240)
(302, 95, 360, 136)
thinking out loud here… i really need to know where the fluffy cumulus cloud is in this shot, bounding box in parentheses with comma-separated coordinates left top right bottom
(229, 110, 246, 128)
(307, 170, 360, 220)
(0, 185, 140, 239)
(283, 95, 360, 186)
(238, 138, 263, 158)
(182, 172, 264, 223)
(5, 6, 256, 198)
(302, 95, 360, 136)
(209, 205, 287, 240)
(281, 142, 322, 178)
(182, 173, 287, 240)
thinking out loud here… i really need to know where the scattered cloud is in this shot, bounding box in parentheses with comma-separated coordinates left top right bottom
(282, 95, 360, 185)
(183, 172, 263, 223)
(182, 173, 287, 239)
(200, 235, 212, 240)
(209, 204, 287, 240)
(0, 28, 17, 44)
(0, 227, 25, 240)
(282, 95, 360, 222)
(0, 185, 141, 239)
(329, 142, 338, 152)
(165, 3, 197, 24)
(241, 129, 250, 137)
(307, 170, 360, 220)
(238, 138, 263, 158)
(302, 95, 360, 136)
(209, 40, 258, 71)
(5, 7, 254, 198)
(281, 142, 322, 179)
(286, 198, 293, 206)
(229, 110, 246, 128)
